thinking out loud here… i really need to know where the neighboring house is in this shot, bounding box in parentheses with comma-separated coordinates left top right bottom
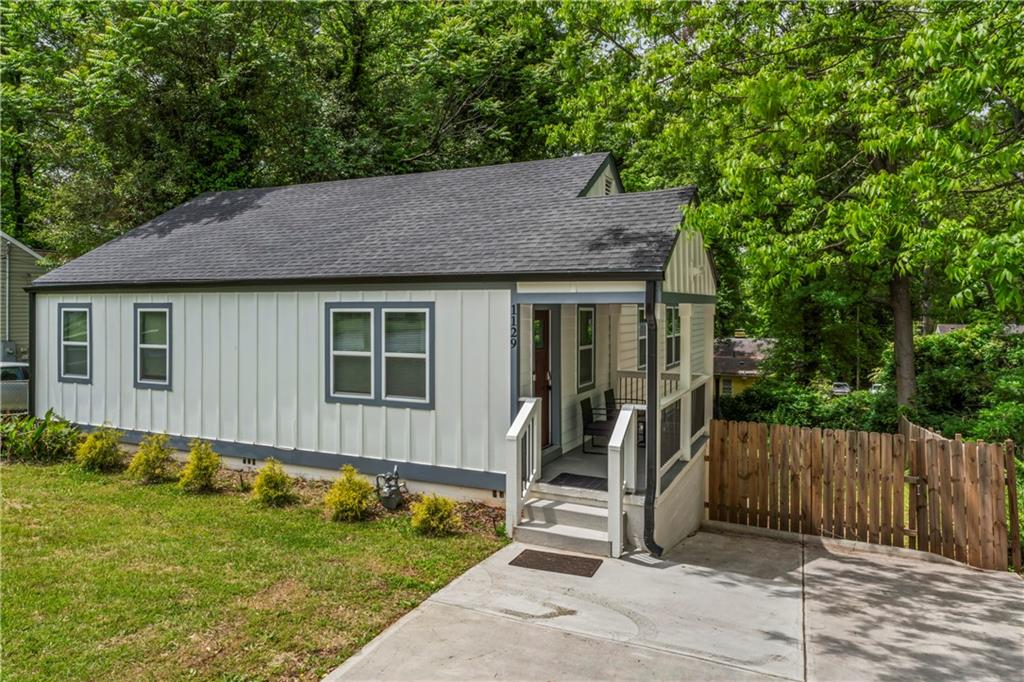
(934, 322, 1024, 335)
(28, 153, 716, 557)
(1, 231, 48, 361)
(714, 336, 774, 398)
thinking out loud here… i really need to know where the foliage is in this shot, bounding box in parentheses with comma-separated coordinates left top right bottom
(75, 426, 124, 472)
(1, 462, 504, 680)
(1, 1, 563, 256)
(251, 458, 296, 507)
(0, 410, 81, 463)
(177, 439, 221, 493)
(324, 465, 376, 521)
(719, 379, 898, 434)
(410, 494, 462, 536)
(551, 1, 1024, 403)
(876, 325, 1024, 445)
(126, 433, 173, 483)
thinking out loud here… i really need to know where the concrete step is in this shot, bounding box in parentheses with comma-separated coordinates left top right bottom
(522, 497, 608, 532)
(530, 481, 608, 505)
(513, 520, 611, 557)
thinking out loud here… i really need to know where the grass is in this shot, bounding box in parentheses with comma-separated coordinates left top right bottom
(1, 462, 506, 680)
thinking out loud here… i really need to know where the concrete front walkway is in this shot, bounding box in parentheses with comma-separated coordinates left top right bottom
(327, 531, 1023, 681)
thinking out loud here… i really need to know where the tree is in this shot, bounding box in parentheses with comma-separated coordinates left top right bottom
(551, 0, 1024, 405)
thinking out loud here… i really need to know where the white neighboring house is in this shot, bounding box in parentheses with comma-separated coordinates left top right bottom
(29, 153, 717, 557)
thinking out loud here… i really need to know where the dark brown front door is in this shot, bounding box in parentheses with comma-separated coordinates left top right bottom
(533, 310, 552, 446)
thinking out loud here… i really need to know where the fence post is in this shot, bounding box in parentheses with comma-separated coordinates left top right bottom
(1005, 441, 1021, 573)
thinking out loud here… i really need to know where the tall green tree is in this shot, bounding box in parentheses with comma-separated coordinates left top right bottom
(551, 0, 1024, 405)
(1, 0, 563, 256)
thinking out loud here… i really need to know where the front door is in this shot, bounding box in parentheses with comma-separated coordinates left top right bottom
(533, 310, 552, 446)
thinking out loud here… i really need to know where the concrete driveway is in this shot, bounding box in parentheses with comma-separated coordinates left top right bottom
(327, 530, 1023, 681)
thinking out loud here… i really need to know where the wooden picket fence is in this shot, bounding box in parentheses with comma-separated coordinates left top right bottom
(707, 417, 1022, 572)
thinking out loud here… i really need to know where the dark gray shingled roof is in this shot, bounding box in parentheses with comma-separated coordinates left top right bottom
(33, 153, 696, 287)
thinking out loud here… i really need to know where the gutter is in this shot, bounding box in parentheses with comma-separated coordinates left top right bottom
(643, 279, 663, 557)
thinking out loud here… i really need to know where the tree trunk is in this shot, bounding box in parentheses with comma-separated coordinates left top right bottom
(890, 273, 916, 406)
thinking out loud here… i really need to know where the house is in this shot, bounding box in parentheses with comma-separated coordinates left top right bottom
(1, 231, 48, 361)
(714, 336, 773, 398)
(28, 153, 716, 557)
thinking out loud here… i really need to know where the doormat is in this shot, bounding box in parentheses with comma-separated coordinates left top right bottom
(548, 472, 608, 491)
(509, 549, 603, 577)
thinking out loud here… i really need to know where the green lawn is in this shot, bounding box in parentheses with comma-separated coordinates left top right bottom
(1, 463, 505, 680)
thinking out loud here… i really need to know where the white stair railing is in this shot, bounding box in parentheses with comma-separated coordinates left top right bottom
(607, 405, 638, 558)
(504, 397, 542, 536)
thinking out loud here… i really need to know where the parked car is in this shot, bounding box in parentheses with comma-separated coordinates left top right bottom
(0, 361, 30, 413)
(830, 381, 852, 396)
(869, 383, 884, 394)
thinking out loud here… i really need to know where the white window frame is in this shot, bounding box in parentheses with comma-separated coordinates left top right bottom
(59, 305, 90, 382)
(666, 306, 681, 368)
(637, 305, 647, 370)
(382, 307, 431, 404)
(722, 377, 733, 396)
(135, 305, 171, 388)
(577, 305, 596, 391)
(330, 308, 375, 399)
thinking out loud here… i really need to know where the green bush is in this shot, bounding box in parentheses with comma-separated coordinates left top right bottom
(324, 465, 376, 521)
(0, 410, 80, 463)
(178, 439, 221, 492)
(719, 379, 897, 433)
(410, 494, 461, 536)
(126, 433, 173, 483)
(251, 458, 296, 507)
(75, 426, 124, 472)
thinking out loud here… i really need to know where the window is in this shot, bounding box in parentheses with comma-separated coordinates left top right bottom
(324, 302, 434, 408)
(58, 304, 91, 384)
(721, 377, 733, 396)
(666, 306, 681, 367)
(383, 309, 429, 402)
(135, 304, 171, 389)
(330, 308, 374, 398)
(577, 306, 595, 390)
(637, 305, 647, 370)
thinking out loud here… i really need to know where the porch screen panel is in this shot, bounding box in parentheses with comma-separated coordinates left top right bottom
(659, 398, 681, 467)
(690, 382, 706, 437)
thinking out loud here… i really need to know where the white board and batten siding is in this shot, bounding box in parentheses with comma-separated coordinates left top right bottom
(663, 231, 716, 298)
(34, 289, 512, 480)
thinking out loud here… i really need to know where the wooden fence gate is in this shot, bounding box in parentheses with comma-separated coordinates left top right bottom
(707, 417, 1022, 572)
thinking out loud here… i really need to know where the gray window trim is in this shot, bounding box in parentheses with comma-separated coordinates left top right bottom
(576, 305, 596, 391)
(324, 302, 435, 410)
(57, 303, 92, 385)
(133, 303, 172, 390)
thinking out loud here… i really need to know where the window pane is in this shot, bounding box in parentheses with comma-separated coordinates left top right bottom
(139, 310, 167, 345)
(672, 336, 681, 365)
(385, 312, 426, 354)
(63, 346, 88, 377)
(578, 310, 594, 346)
(333, 312, 371, 352)
(579, 348, 593, 386)
(333, 355, 372, 395)
(62, 310, 88, 342)
(385, 357, 426, 399)
(139, 348, 168, 382)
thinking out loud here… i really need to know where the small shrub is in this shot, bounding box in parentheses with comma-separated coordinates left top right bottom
(251, 458, 296, 507)
(75, 426, 124, 472)
(178, 439, 220, 492)
(0, 410, 80, 463)
(126, 433, 173, 483)
(410, 494, 461, 536)
(324, 465, 376, 521)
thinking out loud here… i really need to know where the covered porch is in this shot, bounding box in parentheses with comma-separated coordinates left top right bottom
(505, 267, 716, 556)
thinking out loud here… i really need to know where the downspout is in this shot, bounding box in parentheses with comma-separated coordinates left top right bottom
(28, 289, 35, 416)
(643, 279, 663, 557)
